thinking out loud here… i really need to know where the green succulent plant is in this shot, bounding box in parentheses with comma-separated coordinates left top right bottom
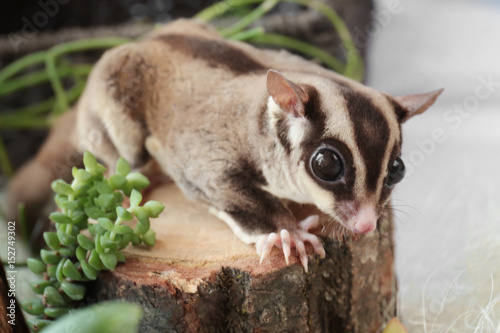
(20, 151, 164, 331)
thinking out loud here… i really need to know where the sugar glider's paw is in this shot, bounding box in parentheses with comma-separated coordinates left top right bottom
(256, 215, 326, 272)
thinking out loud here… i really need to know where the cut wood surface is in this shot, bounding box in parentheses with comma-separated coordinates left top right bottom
(87, 183, 396, 333)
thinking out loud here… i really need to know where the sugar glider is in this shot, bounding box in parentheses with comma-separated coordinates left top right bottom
(9, 19, 442, 271)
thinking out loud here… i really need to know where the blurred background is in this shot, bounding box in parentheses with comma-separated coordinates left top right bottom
(367, 0, 500, 331)
(0, 0, 499, 331)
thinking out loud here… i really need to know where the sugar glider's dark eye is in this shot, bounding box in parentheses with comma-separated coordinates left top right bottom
(311, 148, 344, 182)
(386, 157, 405, 187)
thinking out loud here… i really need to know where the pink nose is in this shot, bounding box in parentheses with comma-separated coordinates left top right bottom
(353, 205, 377, 234)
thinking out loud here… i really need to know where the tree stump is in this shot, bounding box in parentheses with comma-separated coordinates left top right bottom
(87, 183, 396, 332)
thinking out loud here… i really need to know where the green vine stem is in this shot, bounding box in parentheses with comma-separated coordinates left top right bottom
(228, 26, 266, 41)
(0, 37, 131, 115)
(195, 0, 262, 21)
(0, 116, 50, 129)
(220, 0, 279, 38)
(195, 0, 364, 81)
(248, 33, 345, 73)
(0, 37, 131, 174)
(3, 79, 85, 118)
(0, 38, 130, 85)
(8, 98, 55, 117)
(44, 38, 131, 115)
(0, 79, 86, 128)
(45, 53, 69, 113)
(0, 64, 92, 97)
(0, 51, 47, 85)
(288, 0, 364, 81)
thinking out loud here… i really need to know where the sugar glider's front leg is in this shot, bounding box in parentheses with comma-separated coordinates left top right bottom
(211, 206, 325, 272)
(204, 179, 326, 272)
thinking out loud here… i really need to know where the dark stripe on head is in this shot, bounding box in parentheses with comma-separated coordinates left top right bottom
(258, 102, 269, 136)
(300, 86, 356, 201)
(270, 85, 324, 155)
(388, 97, 408, 124)
(388, 144, 402, 168)
(388, 97, 405, 142)
(301, 85, 326, 144)
(275, 116, 291, 154)
(343, 87, 390, 193)
(154, 34, 266, 74)
(303, 138, 356, 202)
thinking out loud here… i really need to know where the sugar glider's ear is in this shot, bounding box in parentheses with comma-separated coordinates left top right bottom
(267, 69, 309, 118)
(394, 88, 444, 123)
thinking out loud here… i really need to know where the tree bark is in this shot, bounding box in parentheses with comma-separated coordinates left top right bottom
(87, 184, 396, 333)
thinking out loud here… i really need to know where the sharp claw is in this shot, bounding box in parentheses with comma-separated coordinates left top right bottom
(256, 236, 265, 256)
(259, 233, 279, 265)
(299, 232, 326, 258)
(299, 215, 320, 232)
(318, 246, 326, 259)
(280, 229, 291, 265)
(256, 216, 324, 271)
(295, 239, 308, 273)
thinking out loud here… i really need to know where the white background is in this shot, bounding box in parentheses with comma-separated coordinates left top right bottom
(367, 0, 500, 330)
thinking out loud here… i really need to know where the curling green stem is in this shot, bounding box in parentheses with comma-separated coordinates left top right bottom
(0, 64, 92, 96)
(248, 33, 345, 72)
(0, 135, 13, 176)
(220, 0, 279, 37)
(0, 37, 131, 117)
(47, 37, 132, 58)
(227, 26, 266, 41)
(0, 79, 86, 128)
(289, 0, 352, 50)
(195, 0, 264, 21)
(46, 54, 69, 114)
(0, 117, 50, 129)
(287, 0, 363, 80)
(45, 37, 131, 115)
(195, 0, 364, 80)
(14, 98, 55, 116)
(0, 50, 47, 85)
